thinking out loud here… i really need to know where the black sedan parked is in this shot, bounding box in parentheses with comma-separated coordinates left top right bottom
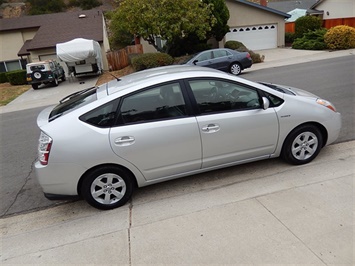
(183, 48, 252, 75)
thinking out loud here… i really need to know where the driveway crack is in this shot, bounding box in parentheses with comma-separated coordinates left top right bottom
(256, 198, 328, 265)
(3, 158, 37, 216)
(128, 199, 133, 266)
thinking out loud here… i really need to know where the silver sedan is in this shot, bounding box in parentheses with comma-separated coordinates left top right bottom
(35, 65, 341, 210)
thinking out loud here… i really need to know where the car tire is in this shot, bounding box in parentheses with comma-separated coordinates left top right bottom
(51, 77, 59, 87)
(32, 84, 39, 90)
(33, 71, 42, 80)
(229, 62, 242, 75)
(81, 166, 134, 210)
(62, 73, 66, 81)
(281, 124, 323, 165)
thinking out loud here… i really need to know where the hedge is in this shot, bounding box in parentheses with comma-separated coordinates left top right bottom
(131, 53, 174, 71)
(6, 70, 27, 85)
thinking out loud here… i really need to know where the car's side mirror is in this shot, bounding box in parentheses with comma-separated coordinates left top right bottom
(193, 60, 198, 65)
(262, 97, 270, 110)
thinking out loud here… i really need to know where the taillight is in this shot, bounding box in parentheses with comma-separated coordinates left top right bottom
(246, 53, 251, 58)
(38, 131, 52, 165)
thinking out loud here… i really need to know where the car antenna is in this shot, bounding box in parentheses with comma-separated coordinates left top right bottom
(104, 70, 121, 81)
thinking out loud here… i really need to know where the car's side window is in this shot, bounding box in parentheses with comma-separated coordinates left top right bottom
(213, 50, 229, 58)
(80, 99, 119, 128)
(119, 82, 187, 125)
(196, 51, 213, 62)
(188, 79, 261, 114)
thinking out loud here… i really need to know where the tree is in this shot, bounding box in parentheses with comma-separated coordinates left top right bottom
(167, 0, 229, 56)
(203, 0, 230, 41)
(294, 16, 322, 39)
(68, 0, 102, 10)
(27, 0, 66, 15)
(111, 0, 216, 53)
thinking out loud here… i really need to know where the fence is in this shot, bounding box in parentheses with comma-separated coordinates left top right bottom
(106, 44, 143, 71)
(285, 17, 355, 33)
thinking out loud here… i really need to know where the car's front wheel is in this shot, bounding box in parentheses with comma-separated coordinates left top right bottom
(229, 62, 242, 75)
(51, 77, 59, 87)
(281, 124, 323, 165)
(81, 166, 134, 210)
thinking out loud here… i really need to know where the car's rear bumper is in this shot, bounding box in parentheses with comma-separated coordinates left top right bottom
(241, 58, 253, 69)
(28, 78, 54, 84)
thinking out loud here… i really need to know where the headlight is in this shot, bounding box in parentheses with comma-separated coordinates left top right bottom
(316, 99, 336, 112)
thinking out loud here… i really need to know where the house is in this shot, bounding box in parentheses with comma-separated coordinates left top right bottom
(266, 0, 318, 22)
(223, 0, 291, 50)
(307, 0, 355, 28)
(0, 10, 110, 74)
(267, 0, 318, 13)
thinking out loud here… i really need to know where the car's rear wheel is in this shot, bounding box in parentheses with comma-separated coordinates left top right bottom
(229, 62, 242, 75)
(62, 74, 66, 81)
(32, 84, 39, 90)
(81, 166, 134, 210)
(51, 77, 59, 87)
(281, 124, 323, 165)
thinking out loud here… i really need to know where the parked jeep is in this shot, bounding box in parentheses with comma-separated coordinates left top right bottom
(26, 60, 66, 90)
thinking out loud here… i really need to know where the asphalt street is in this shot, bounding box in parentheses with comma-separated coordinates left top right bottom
(0, 48, 354, 265)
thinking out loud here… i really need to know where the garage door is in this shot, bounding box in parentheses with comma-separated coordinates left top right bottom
(39, 54, 68, 76)
(225, 24, 277, 50)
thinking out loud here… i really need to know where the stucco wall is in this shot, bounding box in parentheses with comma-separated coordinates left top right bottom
(0, 32, 24, 61)
(316, 0, 355, 19)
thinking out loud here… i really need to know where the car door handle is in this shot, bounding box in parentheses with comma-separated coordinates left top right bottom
(114, 136, 135, 146)
(201, 124, 220, 133)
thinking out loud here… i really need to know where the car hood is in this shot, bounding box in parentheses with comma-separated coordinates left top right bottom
(288, 86, 318, 98)
(259, 82, 318, 98)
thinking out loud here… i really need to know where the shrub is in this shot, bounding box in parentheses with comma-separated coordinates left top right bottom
(6, 70, 27, 85)
(285, 32, 296, 44)
(224, 40, 246, 50)
(0, 72, 8, 84)
(292, 28, 328, 50)
(324, 25, 355, 50)
(294, 16, 322, 39)
(224, 40, 264, 63)
(132, 53, 174, 71)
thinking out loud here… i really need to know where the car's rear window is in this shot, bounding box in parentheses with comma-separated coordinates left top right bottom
(49, 88, 97, 121)
(30, 65, 45, 71)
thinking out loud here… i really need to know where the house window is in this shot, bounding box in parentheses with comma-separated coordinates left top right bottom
(0, 59, 27, 73)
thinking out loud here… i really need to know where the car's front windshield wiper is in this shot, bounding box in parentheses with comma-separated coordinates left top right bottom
(59, 87, 96, 104)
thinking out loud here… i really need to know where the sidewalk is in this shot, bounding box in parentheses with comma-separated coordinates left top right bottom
(1, 140, 354, 264)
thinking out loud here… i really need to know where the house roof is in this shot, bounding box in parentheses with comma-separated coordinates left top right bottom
(267, 0, 318, 13)
(235, 0, 291, 18)
(0, 10, 103, 54)
(310, 0, 325, 9)
(307, 0, 325, 14)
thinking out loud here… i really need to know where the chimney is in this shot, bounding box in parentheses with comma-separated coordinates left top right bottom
(260, 0, 267, 7)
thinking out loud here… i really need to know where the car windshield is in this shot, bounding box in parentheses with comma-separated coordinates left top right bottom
(49, 88, 97, 122)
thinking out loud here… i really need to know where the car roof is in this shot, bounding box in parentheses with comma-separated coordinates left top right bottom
(106, 65, 229, 95)
(27, 60, 56, 66)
